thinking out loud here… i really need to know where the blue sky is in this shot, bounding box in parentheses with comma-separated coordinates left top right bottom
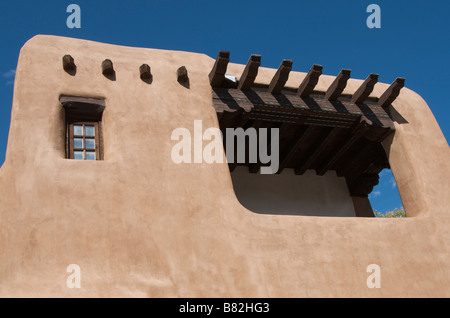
(0, 1, 448, 213)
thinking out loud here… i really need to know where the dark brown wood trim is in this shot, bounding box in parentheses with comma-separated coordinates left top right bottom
(294, 127, 341, 175)
(60, 96, 105, 120)
(102, 59, 114, 76)
(62, 54, 75, 72)
(268, 60, 293, 95)
(278, 125, 316, 174)
(209, 51, 230, 87)
(316, 119, 369, 176)
(297, 64, 322, 98)
(177, 66, 188, 82)
(98, 121, 104, 160)
(344, 143, 386, 186)
(378, 77, 405, 108)
(347, 173, 380, 197)
(351, 73, 378, 104)
(68, 121, 74, 159)
(139, 64, 151, 80)
(325, 69, 351, 101)
(238, 55, 261, 91)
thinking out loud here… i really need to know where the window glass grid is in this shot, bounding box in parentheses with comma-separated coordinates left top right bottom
(70, 123, 98, 161)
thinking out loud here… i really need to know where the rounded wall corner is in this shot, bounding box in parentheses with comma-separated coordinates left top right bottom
(383, 87, 450, 219)
(18, 34, 51, 57)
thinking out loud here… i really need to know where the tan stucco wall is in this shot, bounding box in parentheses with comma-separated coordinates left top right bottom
(231, 167, 356, 217)
(0, 35, 449, 297)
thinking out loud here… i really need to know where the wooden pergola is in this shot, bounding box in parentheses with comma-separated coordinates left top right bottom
(209, 51, 405, 199)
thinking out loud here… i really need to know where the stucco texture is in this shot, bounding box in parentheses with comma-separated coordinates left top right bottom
(231, 167, 356, 217)
(0, 35, 449, 297)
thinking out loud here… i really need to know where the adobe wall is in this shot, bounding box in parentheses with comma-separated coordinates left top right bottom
(231, 167, 356, 217)
(0, 35, 449, 297)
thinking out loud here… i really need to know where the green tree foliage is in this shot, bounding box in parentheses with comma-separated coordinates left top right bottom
(374, 207, 406, 218)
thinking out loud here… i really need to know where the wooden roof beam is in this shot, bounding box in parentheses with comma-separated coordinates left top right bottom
(247, 128, 268, 174)
(343, 144, 384, 183)
(177, 66, 188, 83)
(297, 64, 323, 98)
(209, 51, 230, 87)
(62, 54, 76, 72)
(139, 64, 151, 80)
(295, 127, 341, 175)
(101, 59, 114, 76)
(316, 119, 369, 176)
(238, 54, 261, 90)
(268, 59, 293, 94)
(336, 141, 372, 177)
(378, 77, 405, 108)
(351, 73, 379, 104)
(325, 69, 351, 101)
(278, 125, 316, 174)
(347, 173, 380, 197)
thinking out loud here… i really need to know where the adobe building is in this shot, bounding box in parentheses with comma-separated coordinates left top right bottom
(0, 35, 449, 297)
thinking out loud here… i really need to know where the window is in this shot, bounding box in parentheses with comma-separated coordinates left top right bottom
(60, 96, 105, 160)
(69, 122, 99, 160)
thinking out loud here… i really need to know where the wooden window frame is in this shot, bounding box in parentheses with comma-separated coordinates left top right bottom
(68, 121, 101, 160)
(61, 96, 105, 161)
